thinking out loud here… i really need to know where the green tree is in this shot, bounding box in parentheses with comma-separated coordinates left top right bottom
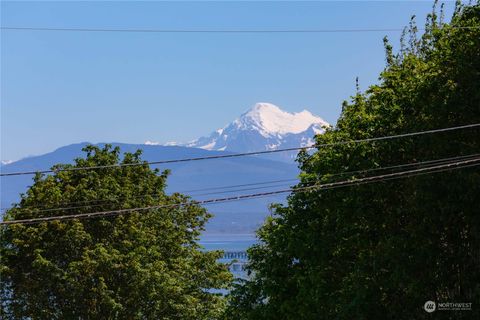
(1, 145, 231, 319)
(227, 2, 480, 319)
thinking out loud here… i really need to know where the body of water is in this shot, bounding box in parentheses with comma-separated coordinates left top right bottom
(199, 233, 258, 252)
(200, 233, 258, 279)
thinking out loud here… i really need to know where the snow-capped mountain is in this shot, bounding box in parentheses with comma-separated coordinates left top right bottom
(180, 103, 329, 162)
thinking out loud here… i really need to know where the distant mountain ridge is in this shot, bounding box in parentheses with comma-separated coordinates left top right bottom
(156, 103, 329, 162)
(1, 143, 299, 235)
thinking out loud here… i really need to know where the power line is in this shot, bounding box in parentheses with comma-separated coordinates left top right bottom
(0, 178, 300, 211)
(2, 26, 479, 34)
(1, 123, 479, 177)
(2, 153, 476, 212)
(181, 178, 298, 193)
(172, 153, 480, 197)
(2, 157, 478, 226)
(300, 153, 480, 180)
(2, 153, 478, 213)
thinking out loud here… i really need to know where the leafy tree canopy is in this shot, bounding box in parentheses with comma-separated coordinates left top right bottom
(1, 145, 232, 319)
(226, 2, 480, 319)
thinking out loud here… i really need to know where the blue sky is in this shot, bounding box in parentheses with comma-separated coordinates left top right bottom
(1, 1, 459, 161)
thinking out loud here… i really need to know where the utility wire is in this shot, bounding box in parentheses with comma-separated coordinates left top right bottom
(2, 26, 480, 33)
(2, 157, 478, 226)
(2, 153, 478, 213)
(1, 123, 479, 177)
(175, 153, 480, 197)
(0, 179, 299, 211)
(0, 153, 473, 211)
(181, 178, 298, 193)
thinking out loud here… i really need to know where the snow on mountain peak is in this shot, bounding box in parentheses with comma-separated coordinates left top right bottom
(1, 160, 14, 166)
(165, 102, 330, 161)
(236, 102, 329, 137)
(144, 140, 161, 145)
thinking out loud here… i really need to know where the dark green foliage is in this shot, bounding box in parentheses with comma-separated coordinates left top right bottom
(1, 145, 231, 319)
(227, 2, 480, 319)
